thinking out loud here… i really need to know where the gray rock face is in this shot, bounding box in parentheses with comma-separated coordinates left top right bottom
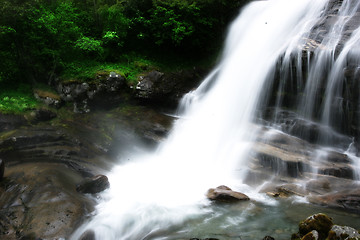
(328, 225, 360, 239)
(56, 73, 126, 113)
(0, 113, 27, 132)
(135, 68, 207, 107)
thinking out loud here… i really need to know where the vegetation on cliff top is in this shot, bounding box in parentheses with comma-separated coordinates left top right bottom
(0, 0, 247, 113)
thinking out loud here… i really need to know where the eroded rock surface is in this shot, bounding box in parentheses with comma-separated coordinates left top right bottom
(0, 103, 173, 239)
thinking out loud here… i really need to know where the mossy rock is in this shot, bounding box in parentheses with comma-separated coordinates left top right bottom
(299, 213, 333, 239)
(301, 230, 319, 240)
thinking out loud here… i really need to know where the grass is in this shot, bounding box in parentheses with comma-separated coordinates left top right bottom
(61, 54, 160, 86)
(0, 84, 39, 114)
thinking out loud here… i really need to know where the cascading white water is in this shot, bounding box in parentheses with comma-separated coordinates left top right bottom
(72, 0, 360, 239)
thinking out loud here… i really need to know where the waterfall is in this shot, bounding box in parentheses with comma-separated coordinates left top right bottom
(72, 0, 360, 239)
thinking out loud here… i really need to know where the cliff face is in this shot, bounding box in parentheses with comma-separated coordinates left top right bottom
(256, 0, 360, 147)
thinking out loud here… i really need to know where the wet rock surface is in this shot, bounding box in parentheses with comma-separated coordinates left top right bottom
(0, 163, 95, 239)
(76, 174, 110, 194)
(245, 127, 360, 213)
(0, 103, 173, 239)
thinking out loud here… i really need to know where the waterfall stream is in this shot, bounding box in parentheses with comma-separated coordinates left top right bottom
(72, 0, 360, 239)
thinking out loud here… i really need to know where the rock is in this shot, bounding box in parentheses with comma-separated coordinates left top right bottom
(0, 158, 4, 181)
(301, 230, 319, 240)
(76, 175, 110, 194)
(80, 229, 96, 240)
(135, 68, 207, 107)
(263, 236, 275, 240)
(0, 163, 95, 239)
(34, 109, 57, 121)
(33, 89, 62, 108)
(327, 225, 360, 240)
(56, 74, 127, 113)
(206, 185, 250, 202)
(27, 109, 57, 123)
(305, 178, 331, 194)
(0, 113, 27, 132)
(298, 213, 333, 239)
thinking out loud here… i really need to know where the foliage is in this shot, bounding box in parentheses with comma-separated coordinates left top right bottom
(0, 0, 247, 87)
(75, 36, 103, 55)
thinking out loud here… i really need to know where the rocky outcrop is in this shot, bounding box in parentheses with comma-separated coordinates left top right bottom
(256, 0, 360, 146)
(135, 68, 207, 107)
(206, 185, 250, 202)
(56, 72, 127, 113)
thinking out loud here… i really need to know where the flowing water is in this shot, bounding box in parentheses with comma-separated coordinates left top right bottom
(72, 0, 360, 239)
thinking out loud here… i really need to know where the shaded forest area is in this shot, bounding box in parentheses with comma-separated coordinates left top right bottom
(0, 0, 246, 88)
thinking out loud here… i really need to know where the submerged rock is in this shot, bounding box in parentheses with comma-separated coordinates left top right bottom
(206, 185, 250, 202)
(263, 236, 275, 240)
(189, 238, 219, 240)
(76, 175, 110, 194)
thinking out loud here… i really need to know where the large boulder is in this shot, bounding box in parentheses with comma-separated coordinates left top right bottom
(206, 185, 250, 202)
(135, 68, 207, 107)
